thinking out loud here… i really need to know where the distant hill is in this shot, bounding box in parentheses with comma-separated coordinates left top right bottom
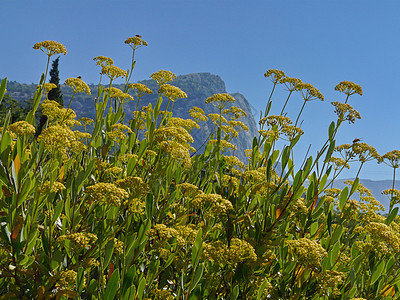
(333, 178, 400, 211)
(4, 73, 259, 162)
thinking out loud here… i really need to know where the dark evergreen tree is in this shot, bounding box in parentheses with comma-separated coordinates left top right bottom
(48, 56, 63, 106)
(37, 56, 63, 135)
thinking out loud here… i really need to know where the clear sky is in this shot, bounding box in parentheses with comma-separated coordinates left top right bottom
(1, 1, 399, 180)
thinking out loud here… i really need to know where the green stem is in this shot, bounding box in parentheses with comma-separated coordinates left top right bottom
(294, 99, 307, 128)
(280, 90, 293, 115)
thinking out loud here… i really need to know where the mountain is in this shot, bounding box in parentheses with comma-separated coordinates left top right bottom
(333, 178, 400, 212)
(4, 73, 259, 162)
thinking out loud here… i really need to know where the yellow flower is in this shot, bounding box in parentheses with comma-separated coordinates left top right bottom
(286, 238, 327, 266)
(33, 40, 67, 56)
(41, 83, 57, 94)
(77, 117, 94, 126)
(85, 182, 129, 206)
(113, 238, 124, 255)
(335, 80, 363, 96)
(39, 181, 66, 194)
(159, 84, 187, 102)
(7, 121, 35, 136)
(150, 70, 177, 85)
(296, 82, 324, 101)
(280, 77, 303, 91)
(128, 83, 153, 97)
(205, 93, 235, 109)
(264, 69, 286, 83)
(57, 233, 97, 250)
(167, 117, 200, 130)
(65, 77, 91, 95)
(101, 65, 127, 80)
(110, 91, 134, 103)
(93, 55, 114, 67)
(331, 101, 361, 123)
(189, 107, 208, 122)
(124, 35, 148, 48)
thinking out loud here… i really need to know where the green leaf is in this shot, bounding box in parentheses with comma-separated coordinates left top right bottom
(190, 264, 204, 293)
(76, 267, 85, 294)
(0, 78, 7, 105)
(385, 207, 399, 226)
(232, 285, 239, 300)
(51, 201, 64, 226)
(330, 242, 340, 266)
(104, 269, 120, 300)
(339, 186, 349, 211)
(103, 240, 114, 271)
(328, 121, 335, 140)
(257, 279, 270, 300)
(349, 178, 359, 197)
(123, 286, 136, 300)
(137, 277, 146, 300)
(192, 228, 203, 269)
(371, 260, 385, 284)
(324, 141, 335, 163)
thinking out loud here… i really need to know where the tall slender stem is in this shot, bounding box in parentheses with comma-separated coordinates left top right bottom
(280, 90, 293, 115)
(295, 100, 307, 127)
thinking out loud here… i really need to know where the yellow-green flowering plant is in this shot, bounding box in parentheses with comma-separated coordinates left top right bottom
(0, 37, 400, 300)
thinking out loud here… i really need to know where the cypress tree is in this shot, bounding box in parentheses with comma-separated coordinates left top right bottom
(37, 56, 63, 134)
(48, 56, 63, 106)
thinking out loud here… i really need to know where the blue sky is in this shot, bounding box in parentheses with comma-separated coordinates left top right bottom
(1, 1, 399, 180)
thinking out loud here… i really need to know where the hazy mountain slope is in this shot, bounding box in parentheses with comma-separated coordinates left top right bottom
(4, 73, 259, 162)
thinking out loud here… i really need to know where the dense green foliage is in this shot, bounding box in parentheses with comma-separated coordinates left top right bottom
(0, 38, 400, 300)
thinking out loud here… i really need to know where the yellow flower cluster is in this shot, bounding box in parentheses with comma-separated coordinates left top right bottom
(331, 101, 361, 123)
(7, 121, 35, 136)
(33, 40, 67, 56)
(82, 258, 100, 269)
(286, 238, 327, 266)
(329, 157, 350, 170)
(123, 197, 146, 215)
(224, 155, 245, 170)
(147, 224, 185, 246)
(128, 83, 152, 96)
(167, 117, 199, 131)
(208, 139, 237, 151)
(228, 120, 249, 132)
(356, 222, 400, 255)
(110, 91, 134, 103)
(101, 65, 127, 80)
(296, 83, 324, 101)
(382, 189, 400, 206)
(104, 87, 123, 95)
(208, 113, 227, 125)
(382, 150, 400, 168)
(335, 81, 363, 96)
(155, 126, 194, 144)
(57, 270, 77, 289)
(74, 131, 92, 140)
(280, 77, 303, 91)
(104, 166, 123, 176)
(191, 193, 233, 214)
(176, 182, 202, 198)
(205, 93, 236, 109)
(223, 106, 247, 119)
(113, 238, 124, 255)
(202, 238, 257, 265)
(40, 181, 66, 194)
(107, 123, 133, 140)
(189, 107, 208, 122)
(149, 289, 174, 300)
(124, 35, 148, 48)
(159, 84, 187, 102)
(57, 232, 98, 249)
(150, 70, 177, 85)
(317, 270, 345, 297)
(352, 142, 381, 163)
(115, 176, 149, 198)
(42, 83, 57, 93)
(38, 125, 85, 154)
(85, 182, 129, 206)
(93, 55, 114, 67)
(221, 125, 239, 138)
(65, 77, 91, 95)
(264, 69, 286, 84)
(160, 141, 192, 169)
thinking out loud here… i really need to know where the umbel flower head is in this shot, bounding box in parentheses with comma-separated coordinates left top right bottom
(7, 121, 35, 136)
(128, 83, 153, 97)
(93, 55, 114, 68)
(296, 82, 324, 101)
(205, 93, 235, 110)
(150, 70, 177, 85)
(101, 65, 127, 80)
(335, 80, 363, 96)
(125, 35, 148, 49)
(159, 84, 187, 102)
(264, 69, 286, 84)
(33, 40, 67, 56)
(65, 77, 91, 95)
